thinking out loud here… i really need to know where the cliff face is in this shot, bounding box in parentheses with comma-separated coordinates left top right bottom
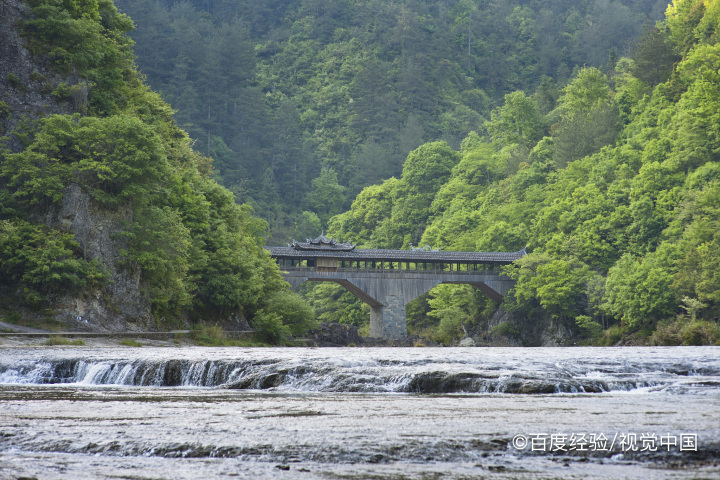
(0, 0, 62, 140)
(1, 0, 152, 331)
(46, 184, 153, 331)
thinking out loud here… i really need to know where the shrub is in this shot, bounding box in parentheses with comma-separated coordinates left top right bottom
(576, 315, 602, 338)
(29, 71, 46, 82)
(0, 220, 109, 306)
(44, 335, 85, 346)
(0, 101, 10, 118)
(51, 82, 72, 100)
(261, 291, 317, 337)
(190, 323, 227, 346)
(651, 319, 720, 346)
(6, 73, 24, 90)
(681, 321, 718, 346)
(649, 320, 683, 346)
(490, 321, 520, 339)
(599, 325, 624, 346)
(251, 310, 290, 344)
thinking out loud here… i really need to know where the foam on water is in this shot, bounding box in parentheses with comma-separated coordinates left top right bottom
(1, 346, 719, 394)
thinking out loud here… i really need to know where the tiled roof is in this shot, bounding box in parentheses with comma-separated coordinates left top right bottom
(266, 246, 526, 263)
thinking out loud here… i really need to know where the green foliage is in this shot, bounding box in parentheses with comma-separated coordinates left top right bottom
(328, 178, 398, 245)
(489, 321, 520, 339)
(122, 206, 191, 311)
(302, 282, 367, 328)
(251, 310, 290, 344)
(1, 114, 169, 208)
(10, 0, 718, 344)
(379, 142, 460, 248)
(261, 290, 317, 337)
(603, 247, 679, 328)
(51, 82, 72, 101)
(598, 325, 624, 346)
(190, 323, 228, 346)
(23, 0, 136, 115)
(506, 254, 590, 321)
(317, 0, 720, 343)
(631, 25, 680, 87)
(650, 319, 720, 346)
(575, 315, 603, 339)
(303, 169, 347, 225)
(557, 67, 612, 118)
(426, 284, 488, 344)
(119, 338, 142, 347)
(0, 220, 108, 306)
(44, 335, 85, 346)
(485, 91, 546, 149)
(291, 211, 322, 242)
(6, 73, 24, 91)
(114, 0, 660, 238)
(0, 0, 293, 337)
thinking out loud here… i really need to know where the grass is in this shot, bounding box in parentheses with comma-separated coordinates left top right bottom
(44, 335, 85, 346)
(0, 304, 65, 332)
(119, 338, 143, 347)
(190, 323, 269, 347)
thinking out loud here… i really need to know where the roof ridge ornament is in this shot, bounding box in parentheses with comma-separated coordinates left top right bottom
(291, 233, 356, 251)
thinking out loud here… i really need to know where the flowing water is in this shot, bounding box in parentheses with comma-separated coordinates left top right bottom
(0, 346, 719, 479)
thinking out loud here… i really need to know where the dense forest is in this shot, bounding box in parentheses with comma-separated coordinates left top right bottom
(115, 0, 668, 239)
(325, 0, 720, 345)
(2, 0, 719, 345)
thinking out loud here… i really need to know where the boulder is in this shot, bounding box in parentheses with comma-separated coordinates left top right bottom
(313, 322, 363, 346)
(458, 337, 476, 347)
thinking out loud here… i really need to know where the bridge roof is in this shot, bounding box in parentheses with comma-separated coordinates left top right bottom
(266, 246, 526, 263)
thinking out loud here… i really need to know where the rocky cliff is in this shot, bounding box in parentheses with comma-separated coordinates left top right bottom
(1, 0, 152, 331)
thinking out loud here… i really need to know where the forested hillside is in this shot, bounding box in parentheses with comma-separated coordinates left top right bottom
(328, 0, 720, 345)
(0, 0, 314, 340)
(4, 0, 718, 346)
(115, 0, 667, 240)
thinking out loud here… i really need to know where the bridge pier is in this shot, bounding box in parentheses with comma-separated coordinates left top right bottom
(369, 296, 406, 339)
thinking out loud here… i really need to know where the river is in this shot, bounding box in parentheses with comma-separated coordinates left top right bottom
(0, 346, 718, 479)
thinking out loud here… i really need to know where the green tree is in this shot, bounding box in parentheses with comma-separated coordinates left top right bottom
(557, 67, 612, 118)
(379, 142, 460, 247)
(485, 91, 546, 149)
(304, 169, 347, 225)
(603, 246, 679, 328)
(0, 220, 108, 306)
(261, 290, 317, 337)
(631, 25, 681, 87)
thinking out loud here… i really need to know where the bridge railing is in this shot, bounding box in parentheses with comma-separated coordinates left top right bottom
(279, 265, 505, 276)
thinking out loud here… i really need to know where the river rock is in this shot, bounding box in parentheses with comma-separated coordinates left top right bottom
(458, 337, 476, 347)
(313, 322, 363, 346)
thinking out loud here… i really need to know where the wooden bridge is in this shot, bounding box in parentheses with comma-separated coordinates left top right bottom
(267, 235, 525, 340)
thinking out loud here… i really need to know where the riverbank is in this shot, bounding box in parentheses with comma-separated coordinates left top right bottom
(0, 334, 189, 348)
